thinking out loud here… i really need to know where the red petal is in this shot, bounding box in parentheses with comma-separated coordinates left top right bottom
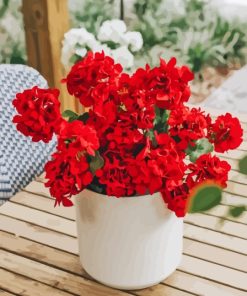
(62, 198, 73, 207)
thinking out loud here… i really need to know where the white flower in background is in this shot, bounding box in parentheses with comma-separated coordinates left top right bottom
(97, 19, 127, 44)
(111, 46, 134, 69)
(61, 27, 99, 68)
(124, 31, 143, 52)
(64, 28, 98, 48)
(61, 20, 143, 70)
(92, 43, 111, 56)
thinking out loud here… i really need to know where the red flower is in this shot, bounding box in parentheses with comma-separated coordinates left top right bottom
(147, 58, 194, 110)
(12, 51, 239, 218)
(187, 154, 231, 188)
(45, 151, 93, 206)
(96, 154, 135, 197)
(208, 113, 243, 152)
(168, 106, 211, 150)
(161, 184, 189, 217)
(58, 120, 99, 156)
(63, 51, 122, 108)
(105, 121, 145, 153)
(12, 87, 62, 143)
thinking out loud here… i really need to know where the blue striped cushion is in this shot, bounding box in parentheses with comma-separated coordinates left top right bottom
(0, 65, 56, 205)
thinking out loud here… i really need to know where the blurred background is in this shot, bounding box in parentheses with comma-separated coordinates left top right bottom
(1, 0, 247, 109)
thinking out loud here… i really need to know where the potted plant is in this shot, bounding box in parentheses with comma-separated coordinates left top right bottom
(12, 51, 243, 290)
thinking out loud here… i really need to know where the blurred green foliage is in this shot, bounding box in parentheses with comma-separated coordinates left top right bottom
(0, 0, 26, 64)
(1, 0, 247, 73)
(132, 0, 247, 72)
(70, 0, 117, 34)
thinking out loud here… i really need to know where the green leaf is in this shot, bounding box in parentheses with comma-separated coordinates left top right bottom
(89, 151, 104, 174)
(62, 110, 78, 118)
(78, 112, 89, 123)
(69, 54, 82, 65)
(187, 138, 213, 162)
(239, 156, 247, 175)
(62, 110, 78, 122)
(228, 206, 246, 218)
(188, 185, 222, 213)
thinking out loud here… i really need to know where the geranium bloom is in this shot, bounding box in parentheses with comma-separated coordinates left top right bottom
(147, 58, 194, 110)
(45, 151, 93, 206)
(96, 154, 135, 197)
(63, 51, 122, 107)
(161, 184, 189, 218)
(12, 86, 62, 143)
(12, 51, 243, 218)
(168, 106, 211, 150)
(208, 113, 243, 153)
(187, 154, 231, 188)
(58, 120, 99, 156)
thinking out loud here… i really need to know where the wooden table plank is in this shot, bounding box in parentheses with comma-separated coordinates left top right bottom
(163, 270, 246, 296)
(1, 231, 244, 296)
(134, 285, 193, 296)
(185, 213, 247, 239)
(228, 171, 247, 185)
(0, 250, 134, 296)
(179, 255, 247, 291)
(0, 290, 16, 296)
(183, 238, 247, 272)
(11, 191, 75, 220)
(183, 224, 247, 255)
(0, 202, 77, 237)
(24, 181, 51, 198)
(0, 214, 78, 254)
(205, 204, 247, 224)
(0, 268, 74, 296)
(222, 192, 247, 207)
(239, 141, 247, 151)
(225, 181, 247, 197)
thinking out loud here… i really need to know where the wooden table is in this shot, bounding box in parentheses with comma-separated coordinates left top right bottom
(1, 109, 247, 296)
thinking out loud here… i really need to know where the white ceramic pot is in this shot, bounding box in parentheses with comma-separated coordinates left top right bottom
(75, 189, 183, 290)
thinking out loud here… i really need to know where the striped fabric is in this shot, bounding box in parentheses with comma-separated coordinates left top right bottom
(0, 65, 56, 205)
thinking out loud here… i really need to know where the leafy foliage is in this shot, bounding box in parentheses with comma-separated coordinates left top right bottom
(0, 0, 26, 64)
(186, 138, 213, 162)
(69, 0, 117, 34)
(132, 0, 247, 72)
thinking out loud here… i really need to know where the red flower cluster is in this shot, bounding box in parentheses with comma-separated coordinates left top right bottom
(147, 58, 194, 109)
(45, 152, 92, 206)
(64, 51, 122, 109)
(187, 154, 231, 188)
(12, 87, 62, 142)
(12, 52, 243, 217)
(168, 106, 211, 150)
(208, 113, 243, 153)
(46, 120, 99, 206)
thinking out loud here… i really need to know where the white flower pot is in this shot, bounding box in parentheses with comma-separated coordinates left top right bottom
(75, 189, 183, 290)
